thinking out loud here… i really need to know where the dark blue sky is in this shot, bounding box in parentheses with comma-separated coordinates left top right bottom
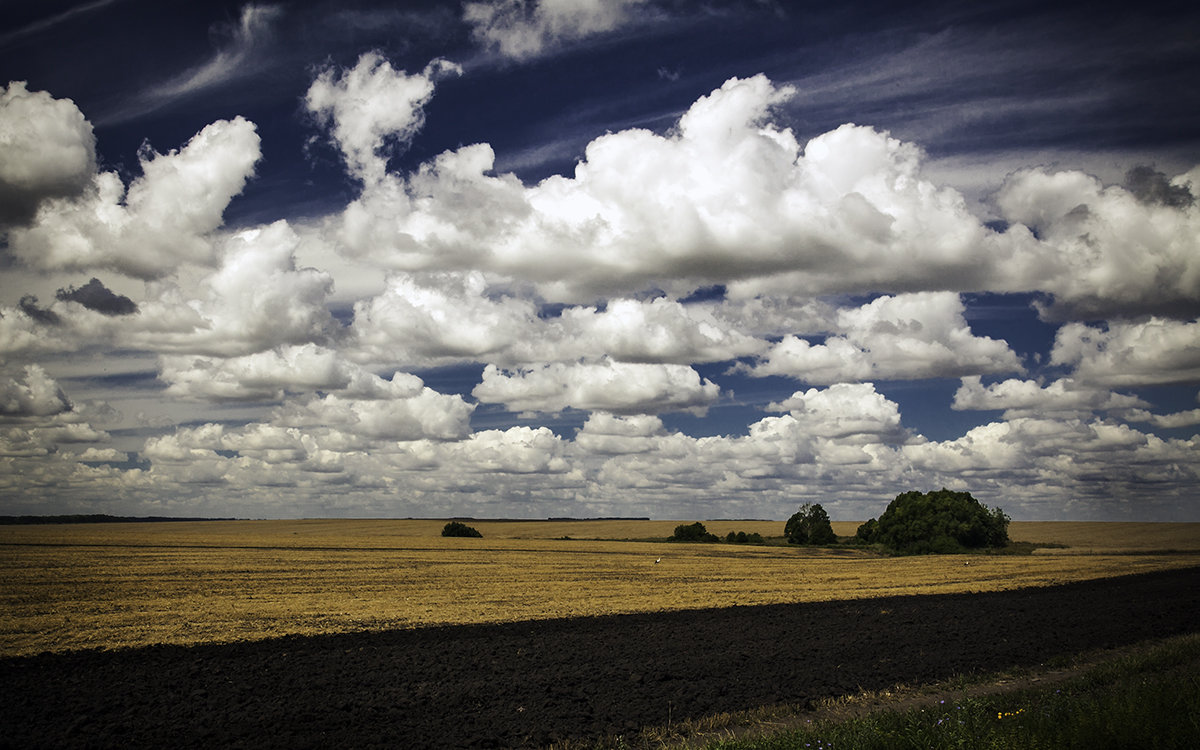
(1, 0, 1198, 520)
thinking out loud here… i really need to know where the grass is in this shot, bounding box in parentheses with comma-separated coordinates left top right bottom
(558, 633, 1200, 750)
(1, 520, 1198, 656)
(700, 634, 1200, 750)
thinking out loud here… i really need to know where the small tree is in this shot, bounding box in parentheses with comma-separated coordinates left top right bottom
(784, 503, 837, 545)
(442, 521, 482, 538)
(672, 521, 718, 542)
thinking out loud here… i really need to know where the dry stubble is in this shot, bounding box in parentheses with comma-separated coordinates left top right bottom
(1, 520, 1197, 656)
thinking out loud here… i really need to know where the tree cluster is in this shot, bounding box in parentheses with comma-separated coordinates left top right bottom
(441, 521, 483, 538)
(784, 503, 836, 545)
(671, 521, 719, 542)
(856, 489, 1009, 554)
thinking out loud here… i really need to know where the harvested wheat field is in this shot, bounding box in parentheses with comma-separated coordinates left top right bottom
(1, 519, 1197, 656)
(2, 519, 1199, 748)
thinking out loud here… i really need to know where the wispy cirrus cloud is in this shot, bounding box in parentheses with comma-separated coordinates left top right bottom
(101, 4, 282, 124)
(0, 0, 128, 50)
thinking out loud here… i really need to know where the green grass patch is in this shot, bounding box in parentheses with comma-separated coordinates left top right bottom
(702, 633, 1200, 750)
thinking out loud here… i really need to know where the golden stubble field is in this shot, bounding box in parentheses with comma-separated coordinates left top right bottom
(2, 519, 1198, 657)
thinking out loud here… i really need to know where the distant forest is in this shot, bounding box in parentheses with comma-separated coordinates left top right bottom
(445, 517, 651, 522)
(1, 515, 650, 525)
(0, 514, 236, 525)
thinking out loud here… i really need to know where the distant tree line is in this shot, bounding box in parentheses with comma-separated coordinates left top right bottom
(0, 514, 236, 525)
(667, 489, 1010, 555)
(667, 522, 765, 544)
(447, 517, 650, 522)
(546, 517, 651, 522)
(725, 530, 764, 544)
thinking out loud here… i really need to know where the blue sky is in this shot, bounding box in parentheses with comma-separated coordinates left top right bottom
(2, 0, 1198, 521)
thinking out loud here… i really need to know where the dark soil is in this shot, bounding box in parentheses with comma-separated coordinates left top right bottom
(3, 566, 1198, 749)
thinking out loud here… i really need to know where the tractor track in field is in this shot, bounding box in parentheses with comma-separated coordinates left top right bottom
(2, 565, 1198, 748)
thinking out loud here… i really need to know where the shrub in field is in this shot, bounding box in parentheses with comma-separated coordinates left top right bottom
(442, 521, 482, 538)
(785, 503, 837, 545)
(855, 517, 879, 544)
(857, 488, 1009, 554)
(672, 521, 718, 542)
(725, 531, 765, 544)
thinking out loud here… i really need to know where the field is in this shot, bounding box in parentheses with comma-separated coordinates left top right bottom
(2, 519, 1198, 657)
(4, 564, 1197, 748)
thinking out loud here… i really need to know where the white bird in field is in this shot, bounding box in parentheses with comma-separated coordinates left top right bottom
(655, 557, 661, 564)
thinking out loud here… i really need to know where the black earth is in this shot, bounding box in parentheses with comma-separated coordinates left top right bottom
(2, 566, 1198, 749)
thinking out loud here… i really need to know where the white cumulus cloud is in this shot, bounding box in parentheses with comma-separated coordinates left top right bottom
(996, 166, 1200, 319)
(574, 412, 668, 455)
(350, 276, 765, 370)
(549, 297, 765, 365)
(274, 373, 474, 442)
(160, 344, 357, 402)
(769, 383, 912, 445)
(0, 364, 72, 418)
(1126, 406, 1200, 429)
(132, 221, 337, 356)
(745, 292, 1022, 383)
(1050, 317, 1200, 386)
(350, 271, 538, 368)
(472, 359, 720, 415)
(306, 52, 461, 184)
(0, 82, 96, 225)
(952, 376, 1148, 420)
(6, 116, 261, 279)
(321, 74, 1038, 303)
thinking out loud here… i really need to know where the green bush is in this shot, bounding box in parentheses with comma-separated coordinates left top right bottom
(784, 503, 837, 545)
(441, 520, 482, 538)
(672, 521, 718, 542)
(855, 517, 879, 544)
(857, 488, 1009, 554)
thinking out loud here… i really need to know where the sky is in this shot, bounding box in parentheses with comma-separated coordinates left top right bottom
(1, 0, 1199, 522)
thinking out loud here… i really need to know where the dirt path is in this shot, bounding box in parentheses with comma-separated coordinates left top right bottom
(2, 566, 1198, 749)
